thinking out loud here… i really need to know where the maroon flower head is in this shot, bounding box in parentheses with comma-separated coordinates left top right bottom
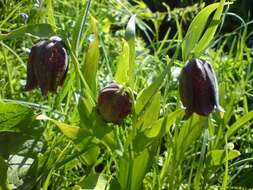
(25, 36, 68, 96)
(97, 82, 132, 123)
(179, 58, 223, 117)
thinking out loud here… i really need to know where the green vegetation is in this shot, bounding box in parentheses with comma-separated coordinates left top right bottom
(0, 0, 253, 189)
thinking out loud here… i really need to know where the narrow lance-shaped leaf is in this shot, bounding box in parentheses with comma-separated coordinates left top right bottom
(118, 155, 130, 190)
(115, 39, 130, 84)
(134, 92, 160, 129)
(36, 115, 83, 140)
(131, 117, 169, 190)
(226, 110, 253, 138)
(130, 149, 149, 190)
(83, 16, 99, 97)
(134, 117, 165, 153)
(182, 3, 220, 60)
(175, 114, 204, 162)
(181, 1, 231, 60)
(125, 15, 136, 88)
(46, 0, 56, 27)
(68, 40, 96, 102)
(193, 0, 226, 56)
(135, 69, 167, 115)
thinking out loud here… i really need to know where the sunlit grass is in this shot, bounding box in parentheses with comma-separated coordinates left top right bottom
(0, 0, 253, 189)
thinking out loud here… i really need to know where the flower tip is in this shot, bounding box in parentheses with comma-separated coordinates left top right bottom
(216, 105, 225, 113)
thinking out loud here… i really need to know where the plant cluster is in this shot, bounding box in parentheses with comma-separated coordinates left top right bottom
(0, 0, 253, 190)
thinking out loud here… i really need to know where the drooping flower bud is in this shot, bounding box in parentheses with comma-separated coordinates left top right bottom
(97, 82, 132, 123)
(25, 36, 68, 96)
(179, 58, 223, 117)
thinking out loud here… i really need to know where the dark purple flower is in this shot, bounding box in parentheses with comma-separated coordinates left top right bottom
(97, 82, 132, 123)
(179, 58, 223, 117)
(25, 36, 68, 96)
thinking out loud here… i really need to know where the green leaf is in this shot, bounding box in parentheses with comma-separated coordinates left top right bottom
(80, 145, 99, 166)
(0, 156, 10, 190)
(135, 92, 160, 129)
(207, 149, 240, 166)
(37, 114, 94, 152)
(125, 15, 136, 88)
(55, 72, 75, 106)
(0, 24, 55, 40)
(78, 98, 118, 150)
(36, 115, 87, 140)
(182, 3, 219, 60)
(0, 2, 22, 29)
(133, 117, 165, 153)
(175, 114, 204, 161)
(142, 92, 160, 129)
(118, 149, 151, 190)
(39, 102, 117, 151)
(0, 102, 34, 133)
(131, 116, 170, 190)
(125, 15, 136, 43)
(182, 1, 230, 60)
(135, 70, 167, 115)
(83, 17, 100, 97)
(109, 179, 121, 190)
(79, 174, 108, 190)
(165, 108, 185, 132)
(226, 110, 253, 138)
(130, 149, 149, 190)
(68, 42, 96, 103)
(46, 0, 56, 27)
(78, 96, 95, 129)
(115, 39, 130, 85)
(193, 0, 226, 56)
(0, 132, 31, 159)
(134, 109, 184, 153)
(0, 102, 42, 158)
(118, 155, 130, 189)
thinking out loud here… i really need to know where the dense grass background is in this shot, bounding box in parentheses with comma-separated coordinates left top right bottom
(0, 0, 253, 189)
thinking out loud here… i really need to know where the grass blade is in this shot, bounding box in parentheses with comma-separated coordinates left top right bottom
(226, 110, 253, 138)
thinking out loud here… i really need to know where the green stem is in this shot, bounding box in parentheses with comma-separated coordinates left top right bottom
(194, 117, 209, 190)
(221, 135, 229, 190)
(68, 40, 95, 101)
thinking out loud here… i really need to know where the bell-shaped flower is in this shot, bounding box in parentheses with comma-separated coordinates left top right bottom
(179, 58, 223, 117)
(25, 36, 68, 96)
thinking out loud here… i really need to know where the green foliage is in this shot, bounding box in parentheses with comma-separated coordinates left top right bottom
(0, 156, 10, 190)
(207, 149, 240, 166)
(182, 1, 230, 60)
(83, 16, 99, 97)
(0, 102, 42, 158)
(0, 24, 56, 40)
(115, 39, 130, 84)
(0, 0, 253, 189)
